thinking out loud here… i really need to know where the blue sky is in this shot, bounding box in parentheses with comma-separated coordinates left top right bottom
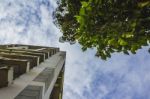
(0, 0, 150, 99)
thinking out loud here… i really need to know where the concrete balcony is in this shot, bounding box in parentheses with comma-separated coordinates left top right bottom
(0, 66, 13, 88)
(0, 44, 66, 99)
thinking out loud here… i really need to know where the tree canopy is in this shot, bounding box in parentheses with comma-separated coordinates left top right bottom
(54, 0, 150, 60)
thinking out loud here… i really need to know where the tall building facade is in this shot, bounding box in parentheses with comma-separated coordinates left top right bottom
(0, 44, 66, 99)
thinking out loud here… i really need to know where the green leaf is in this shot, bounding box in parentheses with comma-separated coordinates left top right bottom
(122, 33, 134, 38)
(108, 38, 115, 45)
(118, 38, 128, 46)
(86, 6, 92, 11)
(123, 50, 129, 55)
(138, 1, 150, 8)
(131, 50, 136, 54)
(143, 42, 148, 46)
(75, 15, 81, 23)
(105, 51, 111, 58)
(80, 8, 85, 15)
(82, 47, 87, 51)
(131, 45, 138, 54)
(148, 48, 150, 53)
(131, 22, 136, 28)
(101, 54, 107, 60)
(75, 15, 84, 24)
(81, 1, 89, 8)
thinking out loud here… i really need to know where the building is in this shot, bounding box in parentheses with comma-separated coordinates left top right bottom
(0, 44, 66, 99)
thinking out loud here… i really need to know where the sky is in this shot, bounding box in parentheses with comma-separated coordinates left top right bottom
(0, 0, 150, 99)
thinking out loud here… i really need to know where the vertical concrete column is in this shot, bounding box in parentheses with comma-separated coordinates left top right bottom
(37, 57, 40, 66)
(8, 67, 14, 85)
(26, 62, 30, 72)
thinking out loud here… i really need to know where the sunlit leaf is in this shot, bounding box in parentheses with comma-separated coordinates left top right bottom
(118, 38, 128, 46)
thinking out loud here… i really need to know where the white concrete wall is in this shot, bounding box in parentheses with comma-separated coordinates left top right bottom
(0, 51, 66, 99)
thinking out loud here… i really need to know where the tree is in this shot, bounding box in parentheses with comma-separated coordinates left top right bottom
(54, 0, 150, 60)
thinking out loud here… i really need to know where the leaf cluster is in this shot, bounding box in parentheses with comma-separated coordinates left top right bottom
(54, 0, 150, 60)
